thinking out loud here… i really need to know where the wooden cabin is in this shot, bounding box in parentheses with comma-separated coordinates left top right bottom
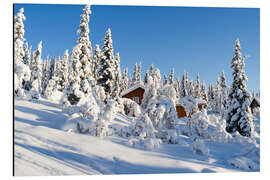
(250, 97, 260, 113)
(175, 97, 207, 119)
(121, 83, 145, 105)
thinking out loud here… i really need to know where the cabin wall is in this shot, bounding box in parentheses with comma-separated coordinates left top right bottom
(122, 88, 145, 105)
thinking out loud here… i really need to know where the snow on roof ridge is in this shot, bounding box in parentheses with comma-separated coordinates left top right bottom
(121, 81, 145, 97)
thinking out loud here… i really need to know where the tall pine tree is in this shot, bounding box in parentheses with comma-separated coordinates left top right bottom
(225, 39, 253, 137)
(97, 28, 115, 100)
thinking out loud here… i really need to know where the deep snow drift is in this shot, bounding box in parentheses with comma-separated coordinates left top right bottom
(14, 98, 259, 176)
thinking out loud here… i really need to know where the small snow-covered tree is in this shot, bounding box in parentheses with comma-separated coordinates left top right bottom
(225, 39, 254, 137)
(181, 70, 188, 97)
(64, 45, 83, 105)
(92, 44, 101, 81)
(220, 71, 228, 111)
(188, 80, 195, 97)
(200, 82, 208, 102)
(41, 56, 50, 94)
(144, 71, 149, 85)
(207, 84, 215, 111)
(214, 77, 222, 113)
(174, 77, 181, 98)
(58, 50, 69, 92)
(113, 52, 121, 98)
(137, 62, 142, 83)
(23, 42, 31, 66)
(121, 68, 129, 92)
(163, 74, 168, 85)
(194, 73, 202, 99)
(94, 100, 117, 137)
(97, 28, 115, 99)
(132, 63, 138, 85)
(30, 41, 43, 97)
(149, 64, 154, 76)
(141, 68, 161, 109)
(168, 68, 174, 85)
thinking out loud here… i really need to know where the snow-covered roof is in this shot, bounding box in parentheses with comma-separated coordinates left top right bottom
(175, 96, 206, 114)
(120, 82, 145, 97)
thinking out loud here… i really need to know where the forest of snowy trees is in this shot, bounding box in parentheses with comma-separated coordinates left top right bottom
(14, 5, 260, 155)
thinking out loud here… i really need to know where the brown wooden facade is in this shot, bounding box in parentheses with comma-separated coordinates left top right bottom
(176, 103, 207, 119)
(122, 87, 145, 105)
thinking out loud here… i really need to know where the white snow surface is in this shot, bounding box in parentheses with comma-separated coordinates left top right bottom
(14, 98, 258, 176)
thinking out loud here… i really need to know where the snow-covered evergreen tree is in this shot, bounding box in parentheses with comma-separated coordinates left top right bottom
(97, 28, 115, 100)
(58, 50, 69, 92)
(174, 77, 181, 98)
(92, 44, 101, 81)
(121, 68, 129, 92)
(207, 83, 215, 111)
(169, 68, 174, 85)
(188, 80, 195, 97)
(30, 41, 43, 97)
(181, 70, 188, 97)
(144, 71, 149, 85)
(113, 52, 121, 98)
(41, 56, 50, 94)
(214, 77, 222, 113)
(137, 62, 141, 83)
(200, 82, 208, 102)
(163, 75, 168, 85)
(77, 5, 93, 82)
(220, 71, 228, 111)
(141, 68, 161, 109)
(23, 42, 31, 66)
(14, 8, 31, 96)
(132, 63, 138, 85)
(194, 73, 202, 99)
(225, 39, 254, 137)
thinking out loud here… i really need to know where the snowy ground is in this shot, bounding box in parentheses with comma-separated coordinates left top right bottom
(14, 98, 256, 176)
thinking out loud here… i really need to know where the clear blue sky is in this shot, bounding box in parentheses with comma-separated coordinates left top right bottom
(14, 4, 260, 92)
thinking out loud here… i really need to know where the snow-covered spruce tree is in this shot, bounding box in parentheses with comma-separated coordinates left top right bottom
(14, 8, 31, 96)
(30, 41, 43, 98)
(97, 28, 115, 100)
(163, 74, 168, 85)
(141, 68, 161, 109)
(144, 71, 149, 85)
(181, 70, 188, 97)
(77, 5, 93, 82)
(121, 68, 129, 92)
(58, 50, 69, 92)
(132, 63, 138, 85)
(62, 5, 93, 105)
(200, 81, 208, 102)
(94, 100, 117, 137)
(188, 80, 195, 97)
(41, 56, 50, 94)
(220, 71, 228, 112)
(169, 68, 174, 85)
(207, 84, 215, 111)
(23, 42, 31, 66)
(92, 44, 101, 81)
(149, 64, 154, 76)
(194, 73, 202, 99)
(113, 52, 121, 98)
(137, 62, 142, 83)
(131, 113, 161, 149)
(174, 77, 181, 98)
(214, 77, 222, 113)
(225, 39, 254, 137)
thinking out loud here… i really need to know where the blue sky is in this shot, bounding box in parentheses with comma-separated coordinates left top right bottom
(14, 4, 260, 92)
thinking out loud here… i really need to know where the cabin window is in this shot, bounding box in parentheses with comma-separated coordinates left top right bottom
(133, 96, 139, 104)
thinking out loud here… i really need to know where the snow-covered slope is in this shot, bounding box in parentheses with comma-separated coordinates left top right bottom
(14, 98, 254, 176)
